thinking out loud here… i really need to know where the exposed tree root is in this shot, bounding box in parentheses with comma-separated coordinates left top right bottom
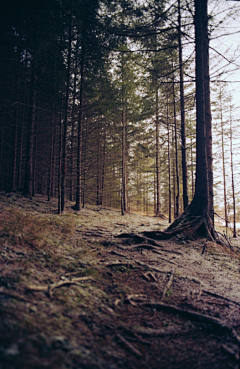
(116, 333, 143, 357)
(118, 204, 233, 249)
(138, 301, 240, 344)
(26, 276, 94, 298)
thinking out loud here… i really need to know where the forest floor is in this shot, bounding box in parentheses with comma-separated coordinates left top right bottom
(0, 192, 240, 369)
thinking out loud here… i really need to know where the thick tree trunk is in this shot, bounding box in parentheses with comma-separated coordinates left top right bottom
(203, 2, 214, 225)
(0, 121, 4, 189)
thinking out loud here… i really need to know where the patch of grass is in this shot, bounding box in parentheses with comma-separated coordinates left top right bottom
(0, 206, 75, 251)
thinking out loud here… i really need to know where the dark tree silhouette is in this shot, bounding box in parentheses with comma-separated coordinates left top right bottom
(143, 0, 224, 243)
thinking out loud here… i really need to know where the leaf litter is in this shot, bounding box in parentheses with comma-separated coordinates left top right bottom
(0, 192, 240, 369)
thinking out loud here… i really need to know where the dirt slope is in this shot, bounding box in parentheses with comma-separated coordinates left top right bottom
(0, 193, 240, 369)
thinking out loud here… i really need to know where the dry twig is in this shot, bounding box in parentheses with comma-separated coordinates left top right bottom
(26, 276, 94, 297)
(143, 272, 158, 282)
(116, 333, 143, 357)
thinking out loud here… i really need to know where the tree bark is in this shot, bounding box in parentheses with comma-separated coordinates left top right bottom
(229, 106, 236, 238)
(61, 13, 73, 212)
(167, 93, 172, 223)
(144, 0, 220, 242)
(155, 86, 161, 216)
(219, 83, 228, 235)
(203, 1, 214, 225)
(172, 69, 180, 218)
(74, 35, 84, 211)
(121, 51, 128, 215)
(23, 63, 37, 199)
(178, 0, 188, 210)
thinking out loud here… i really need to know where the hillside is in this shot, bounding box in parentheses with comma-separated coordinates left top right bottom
(0, 193, 240, 369)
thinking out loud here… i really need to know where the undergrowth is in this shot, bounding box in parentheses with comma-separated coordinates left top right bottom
(0, 205, 75, 250)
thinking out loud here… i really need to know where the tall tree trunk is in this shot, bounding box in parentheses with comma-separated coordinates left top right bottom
(121, 52, 128, 215)
(74, 37, 84, 211)
(147, 0, 221, 242)
(155, 86, 161, 216)
(203, 4, 214, 225)
(58, 95, 63, 215)
(70, 41, 78, 202)
(47, 110, 55, 201)
(167, 93, 172, 223)
(172, 120, 176, 218)
(172, 70, 180, 218)
(190, 135, 195, 200)
(23, 64, 37, 199)
(12, 71, 21, 191)
(69, 73, 77, 202)
(61, 13, 73, 212)
(97, 129, 101, 206)
(192, 0, 208, 212)
(101, 126, 106, 206)
(17, 75, 27, 191)
(32, 113, 38, 197)
(229, 106, 236, 238)
(219, 84, 228, 235)
(178, 0, 188, 210)
(0, 121, 4, 189)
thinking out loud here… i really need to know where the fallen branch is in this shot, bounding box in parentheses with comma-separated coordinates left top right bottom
(26, 276, 94, 297)
(105, 262, 134, 269)
(116, 233, 165, 247)
(110, 250, 130, 258)
(221, 344, 239, 361)
(134, 260, 172, 274)
(202, 290, 240, 307)
(143, 272, 158, 282)
(116, 333, 143, 357)
(133, 326, 188, 337)
(119, 244, 182, 256)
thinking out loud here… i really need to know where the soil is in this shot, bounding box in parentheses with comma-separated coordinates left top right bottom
(0, 192, 240, 369)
